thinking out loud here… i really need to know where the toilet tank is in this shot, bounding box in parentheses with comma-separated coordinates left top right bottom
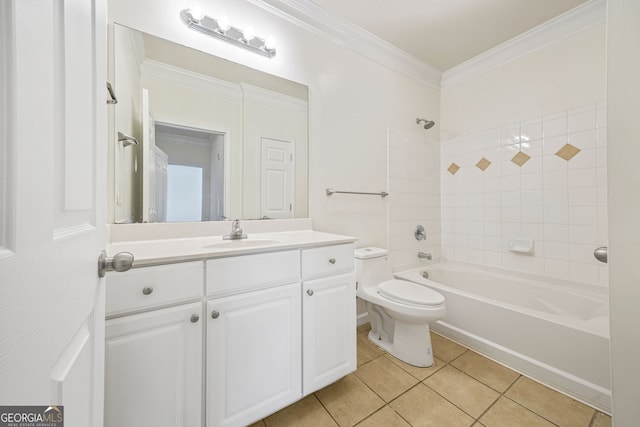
(354, 247, 394, 289)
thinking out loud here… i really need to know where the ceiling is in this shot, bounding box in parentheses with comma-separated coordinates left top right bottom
(310, 0, 590, 71)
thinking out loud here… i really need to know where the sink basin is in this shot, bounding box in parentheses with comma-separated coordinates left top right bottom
(204, 239, 283, 249)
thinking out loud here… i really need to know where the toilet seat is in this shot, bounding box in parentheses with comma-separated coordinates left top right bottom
(378, 279, 444, 307)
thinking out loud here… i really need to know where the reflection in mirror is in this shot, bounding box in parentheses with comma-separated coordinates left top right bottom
(112, 24, 308, 223)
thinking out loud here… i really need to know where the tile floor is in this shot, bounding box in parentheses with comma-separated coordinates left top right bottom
(251, 325, 612, 427)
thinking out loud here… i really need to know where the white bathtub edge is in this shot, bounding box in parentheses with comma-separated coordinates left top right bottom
(432, 320, 612, 415)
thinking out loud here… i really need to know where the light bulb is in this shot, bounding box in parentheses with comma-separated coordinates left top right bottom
(264, 36, 276, 51)
(217, 15, 230, 32)
(242, 26, 255, 42)
(189, 6, 205, 22)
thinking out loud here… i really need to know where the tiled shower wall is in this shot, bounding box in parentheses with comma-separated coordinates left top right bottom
(387, 129, 441, 270)
(440, 103, 608, 286)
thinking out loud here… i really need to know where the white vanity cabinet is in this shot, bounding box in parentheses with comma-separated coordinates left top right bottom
(105, 235, 356, 427)
(105, 303, 203, 427)
(301, 243, 357, 395)
(104, 262, 204, 427)
(205, 251, 301, 427)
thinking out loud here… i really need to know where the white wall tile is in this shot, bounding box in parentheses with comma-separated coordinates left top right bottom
(568, 107, 596, 133)
(568, 187, 597, 207)
(569, 225, 598, 245)
(438, 104, 607, 286)
(543, 206, 569, 224)
(543, 112, 568, 138)
(568, 129, 597, 150)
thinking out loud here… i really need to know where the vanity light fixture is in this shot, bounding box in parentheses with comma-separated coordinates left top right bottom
(180, 8, 276, 58)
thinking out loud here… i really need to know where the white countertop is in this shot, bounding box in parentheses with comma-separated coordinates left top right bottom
(108, 229, 357, 267)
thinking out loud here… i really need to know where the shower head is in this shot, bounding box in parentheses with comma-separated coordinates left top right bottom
(416, 118, 435, 130)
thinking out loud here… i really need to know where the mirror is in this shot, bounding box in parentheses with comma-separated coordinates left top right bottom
(112, 24, 308, 223)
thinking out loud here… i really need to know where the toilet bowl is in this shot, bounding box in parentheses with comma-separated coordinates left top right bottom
(355, 247, 445, 367)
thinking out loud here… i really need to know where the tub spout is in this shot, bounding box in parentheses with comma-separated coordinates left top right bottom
(418, 252, 432, 260)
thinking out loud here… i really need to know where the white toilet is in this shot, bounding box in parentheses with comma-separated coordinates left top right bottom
(355, 247, 446, 367)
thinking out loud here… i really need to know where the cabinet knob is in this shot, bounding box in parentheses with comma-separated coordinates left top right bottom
(307, 289, 314, 296)
(142, 286, 153, 295)
(329, 257, 336, 264)
(211, 310, 220, 319)
(190, 314, 200, 323)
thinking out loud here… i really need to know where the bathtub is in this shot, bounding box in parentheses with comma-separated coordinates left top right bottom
(394, 263, 611, 414)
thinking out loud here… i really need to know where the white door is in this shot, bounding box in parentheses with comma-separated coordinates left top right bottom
(0, 1, 107, 426)
(607, 0, 640, 423)
(141, 88, 157, 223)
(260, 137, 294, 219)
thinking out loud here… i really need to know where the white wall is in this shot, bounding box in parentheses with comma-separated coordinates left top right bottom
(439, 24, 607, 284)
(441, 24, 606, 139)
(108, 0, 440, 249)
(113, 25, 142, 223)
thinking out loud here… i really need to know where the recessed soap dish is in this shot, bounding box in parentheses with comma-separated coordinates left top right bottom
(509, 238, 534, 254)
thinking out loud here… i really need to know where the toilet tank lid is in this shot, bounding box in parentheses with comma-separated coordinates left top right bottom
(354, 247, 389, 259)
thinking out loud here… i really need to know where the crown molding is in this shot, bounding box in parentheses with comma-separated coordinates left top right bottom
(240, 83, 308, 113)
(441, 0, 606, 89)
(247, 0, 442, 88)
(140, 59, 243, 101)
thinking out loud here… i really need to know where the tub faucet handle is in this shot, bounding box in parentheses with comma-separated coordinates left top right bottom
(418, 252, 432, 260)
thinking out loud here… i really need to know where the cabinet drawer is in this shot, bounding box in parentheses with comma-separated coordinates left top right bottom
(206, 250, 300, 296)
(301, 243, 354, 280)
(106, 262, 203, 316)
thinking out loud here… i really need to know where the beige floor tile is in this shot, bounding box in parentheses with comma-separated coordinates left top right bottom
(592, 411, 612, 427)
(450, 350, 520, 392)
(384, 353, 445, 381)
(357, 331, 385, 366)
(390, 383, 474, 427)
(423, 365, 500, 418)
(356, 355, 419, 402)
(264, 394, 337, 427)
(357, 323, 372, 334)
(249, 421, 267, 427)
(355, 406, 411, 427)
(431, 333, 467, 362)
(315, 374, 385, 427)
(479, 397, 556, 427)
(506, 376, 595, 427)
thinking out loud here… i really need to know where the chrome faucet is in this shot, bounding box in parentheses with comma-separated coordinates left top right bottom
(223, 219, 247, 240)
(418, 252, 432, 260)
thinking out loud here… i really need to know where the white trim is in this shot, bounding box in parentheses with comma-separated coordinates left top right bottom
(240, 82, 308, 113)
(140, 59, 242, 101)
(247, 0, 442, 88)
(441, 0, 606, 89)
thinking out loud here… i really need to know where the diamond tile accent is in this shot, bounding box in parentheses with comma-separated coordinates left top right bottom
(475, 157, 491, 171)
(555, 143, 581, 161)
(447, 162, 460, 175)
(511, 151, 531, 167)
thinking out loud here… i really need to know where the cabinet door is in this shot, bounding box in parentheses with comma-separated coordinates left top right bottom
(207, 283, 301, 427)
(303, 272, 357, 395)
(105, 303, 203, 427)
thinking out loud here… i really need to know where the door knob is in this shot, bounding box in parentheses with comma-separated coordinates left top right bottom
(98, 250, 134, 277)
(594, 247, 608, 263)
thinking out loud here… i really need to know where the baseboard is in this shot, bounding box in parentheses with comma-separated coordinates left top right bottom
(356, 312, 369, 327)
